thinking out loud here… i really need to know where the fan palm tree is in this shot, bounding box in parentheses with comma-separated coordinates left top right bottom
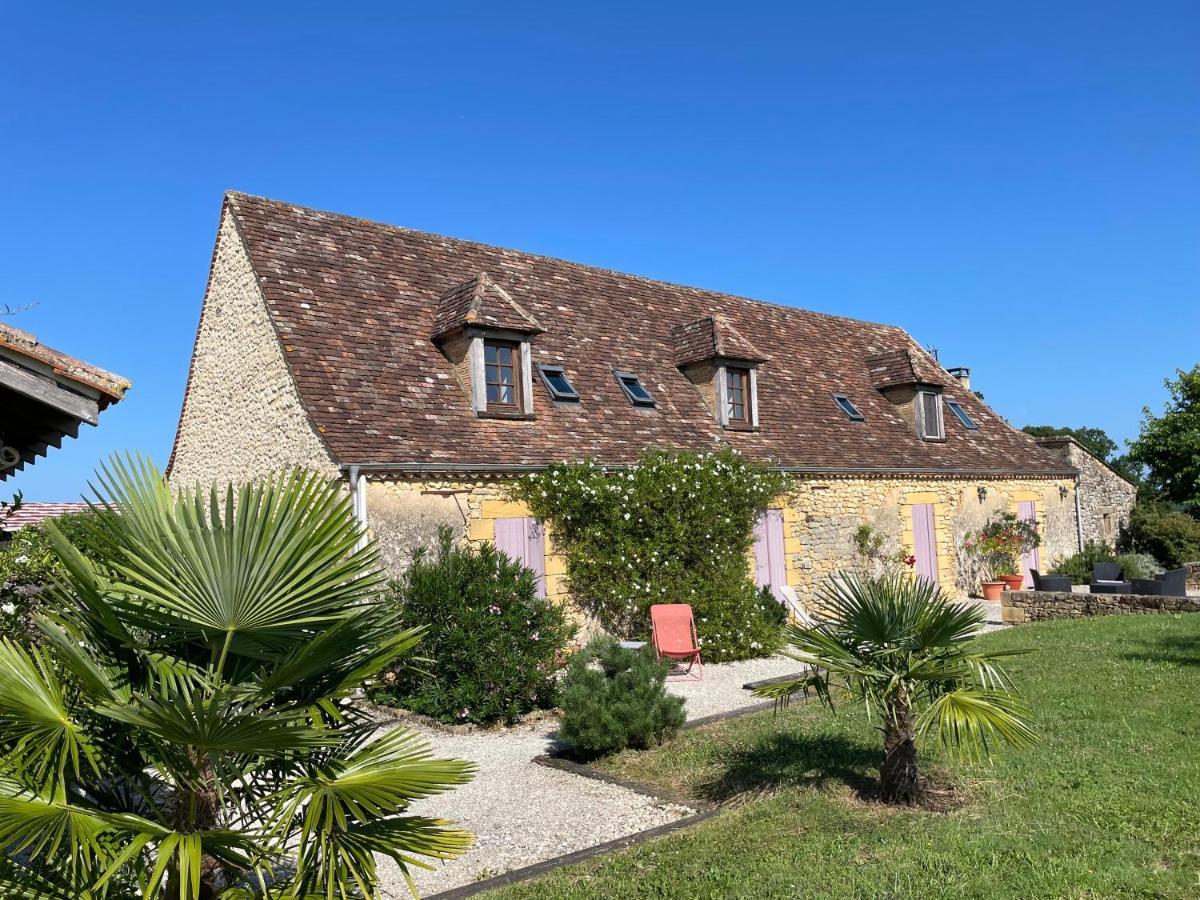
(753, 572, 1037, 803)
(0, 455, 473, 898)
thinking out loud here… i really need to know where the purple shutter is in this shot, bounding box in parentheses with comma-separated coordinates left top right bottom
(753, 513, 771, 588)
(494, 518, 525, 561)
(765, 509, 787, 603)
(525, 518, 547, 598)
(753, 510, 788, 604)
(495, 517, 546, 598)
(911, 504, 938, 586)
(1018, 501, 1039, 588)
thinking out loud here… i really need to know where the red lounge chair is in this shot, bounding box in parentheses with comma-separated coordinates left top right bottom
(650, 603, 703, 681)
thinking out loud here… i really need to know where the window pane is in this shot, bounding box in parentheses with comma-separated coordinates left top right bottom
(835, 395, 863, 420)
(484, 344, 498, 364)
(496, 345, 512, 365)
(622, 376, 651, 402)
(498, 364, 513, 385)
(921, 393, 942, 437)
(947, 400, 977, 429)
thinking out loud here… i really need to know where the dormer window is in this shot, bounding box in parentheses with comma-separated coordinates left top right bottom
(833, 393, 865, 421)
(537, 364, 579, 401)
(484, 340, 521, 408)
(615, 371, 655, 407)
(917, 389, 945, 440)
(725, 366, 751, 425)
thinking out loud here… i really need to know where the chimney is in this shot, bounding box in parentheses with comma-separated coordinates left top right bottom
(947, 366, 971, 391)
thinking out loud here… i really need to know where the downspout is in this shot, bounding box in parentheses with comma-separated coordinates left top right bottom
(1074, 476, 1084, 552)
(349, 465, 368, 552)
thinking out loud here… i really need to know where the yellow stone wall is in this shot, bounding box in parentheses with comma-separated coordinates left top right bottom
(364, 473, 1077, 615)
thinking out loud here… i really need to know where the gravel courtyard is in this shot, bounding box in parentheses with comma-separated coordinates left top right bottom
(376, 653, 807, 897)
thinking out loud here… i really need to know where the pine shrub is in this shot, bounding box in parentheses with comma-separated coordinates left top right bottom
(559, 636, 686, 758)
(370, 527, 575, 726)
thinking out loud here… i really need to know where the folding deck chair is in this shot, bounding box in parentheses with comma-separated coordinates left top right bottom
(650, 603, 703, 681)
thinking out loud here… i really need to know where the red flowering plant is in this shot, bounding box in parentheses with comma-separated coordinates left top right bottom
(853, 524, 917, 578)
(962, 512, 1041, 580)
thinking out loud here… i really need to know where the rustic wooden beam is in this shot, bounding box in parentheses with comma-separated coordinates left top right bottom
(0, 357, 99, 425)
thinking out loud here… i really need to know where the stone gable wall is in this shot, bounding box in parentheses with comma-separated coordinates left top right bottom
(168, 209, 340, 489)
(1001, 588, 1200, 624)
(1036, 438, 1135, 550)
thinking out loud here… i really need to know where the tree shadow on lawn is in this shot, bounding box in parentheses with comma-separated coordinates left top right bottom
(1120, 633, 1200, 668)
(695, 730, 881, 805)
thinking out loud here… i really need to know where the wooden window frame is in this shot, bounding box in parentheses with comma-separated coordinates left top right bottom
(725, 366, 751, 425)
(916, 389, 945, 441)
(483, 339, 522, 411)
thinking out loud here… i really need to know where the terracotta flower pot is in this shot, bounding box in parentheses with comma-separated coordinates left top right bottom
(1001, 574, 1025, 591)
(981, 581, 1005, 602)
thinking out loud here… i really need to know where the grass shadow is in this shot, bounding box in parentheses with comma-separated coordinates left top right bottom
(695, 730, 880, 804)
(1120, 633, 1200, 668)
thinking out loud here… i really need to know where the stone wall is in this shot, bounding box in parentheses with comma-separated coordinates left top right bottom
(363, 473, 1076, 615)
(779, 475, 1077, 600)
(1035, 437, 1135, 551)
(168, 208, 340, 488)
(1001, 588, 1200, 624)
(1188, 562, 1200, 592)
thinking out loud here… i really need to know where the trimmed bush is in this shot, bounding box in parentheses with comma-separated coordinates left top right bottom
(512, 448, 788, 662)
(1120, 503, 1200, 569)
(370, 527, 575, 726)
(559, 636, 686, 758)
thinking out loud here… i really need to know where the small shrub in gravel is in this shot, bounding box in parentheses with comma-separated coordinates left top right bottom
(559, 636, 686, 759)
(370, 527, 575, 726)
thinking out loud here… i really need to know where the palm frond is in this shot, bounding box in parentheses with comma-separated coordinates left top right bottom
(917, 686, 1039, 759)
(0, 639, 102, 797)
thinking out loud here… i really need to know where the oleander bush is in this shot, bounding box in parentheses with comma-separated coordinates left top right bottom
(370, 527, 575, 726)
(513, 448, 789, 662)
(559, 635, 686, 758)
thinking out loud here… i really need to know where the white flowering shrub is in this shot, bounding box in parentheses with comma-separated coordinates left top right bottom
(514, 448, 789, 662)
(0, 510, 116, 645)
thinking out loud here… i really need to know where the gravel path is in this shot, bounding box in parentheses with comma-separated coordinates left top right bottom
(375, 653, 803, 897)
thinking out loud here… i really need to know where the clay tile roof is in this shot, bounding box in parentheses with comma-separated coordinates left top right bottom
(0, 501, 92, 533)
(672, 314, 768, 366)
(0, 322, 130, 405)
(431, 271, 543, 340)
(221, 192, 1075, 477)
(865, 347, 944, 390)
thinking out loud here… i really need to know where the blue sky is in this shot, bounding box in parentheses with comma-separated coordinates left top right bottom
(3, 2, 1197, 500)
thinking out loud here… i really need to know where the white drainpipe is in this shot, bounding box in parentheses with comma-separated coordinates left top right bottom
(349, 465, 368, 551)
(1074, 477, 1084, 552)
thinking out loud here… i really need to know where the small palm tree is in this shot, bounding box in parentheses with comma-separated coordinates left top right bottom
(753, 572, 1036, 803)
(0, 456, 473, 898)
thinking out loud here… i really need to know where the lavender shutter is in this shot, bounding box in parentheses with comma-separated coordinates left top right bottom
(753, 513, 771, 589)
(525, 518, 547, 598)
(494, 518, 525, 562)
(765, 509, 787, 604)
(911, 503, 939, 586)
(1018, 501, 1039, 588)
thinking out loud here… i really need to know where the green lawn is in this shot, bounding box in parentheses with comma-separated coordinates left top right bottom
(488, 615, 1200, 899)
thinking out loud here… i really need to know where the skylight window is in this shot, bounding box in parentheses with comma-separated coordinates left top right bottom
(833, 393, 865, 421)
(537, 364, 579, 401)
(614, 371, 655, 407)
(946, 399, 978, 430)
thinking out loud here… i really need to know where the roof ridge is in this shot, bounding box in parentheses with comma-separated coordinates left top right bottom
(224, 190, 912, 335)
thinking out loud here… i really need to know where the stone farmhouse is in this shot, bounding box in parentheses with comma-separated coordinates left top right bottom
(169, 193, 1124, 609)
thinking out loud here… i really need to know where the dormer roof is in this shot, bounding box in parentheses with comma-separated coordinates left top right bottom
(430, 271, 544, 340)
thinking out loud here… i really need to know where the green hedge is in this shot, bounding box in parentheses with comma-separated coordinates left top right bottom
(513, 448, 788, 663)
(1120, 503, 1200, 569)
(1050, 541, 1161, 585)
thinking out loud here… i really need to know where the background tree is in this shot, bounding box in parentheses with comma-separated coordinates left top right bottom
(1126, 364, 1200, 514)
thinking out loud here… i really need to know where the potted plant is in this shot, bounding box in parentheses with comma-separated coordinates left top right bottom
(963, 512, 1041, 599)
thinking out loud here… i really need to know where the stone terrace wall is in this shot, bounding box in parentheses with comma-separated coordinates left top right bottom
(1001, 589, 1200, 624)
(1187, 562, 1200, 592)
